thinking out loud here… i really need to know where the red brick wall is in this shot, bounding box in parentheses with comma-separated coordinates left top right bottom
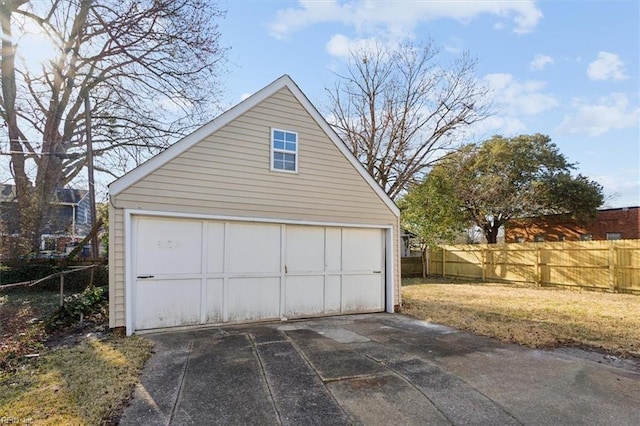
(505, 207, 640, 242)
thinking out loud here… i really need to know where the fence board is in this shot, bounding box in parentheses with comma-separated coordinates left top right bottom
(401, 257, 423, 277)
(429, 240, 640, 294)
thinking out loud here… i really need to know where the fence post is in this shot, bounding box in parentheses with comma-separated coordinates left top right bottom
(426, 247, 430, 276)
(609, 245, 616, 292)
(442, 247, 446, 278)
(59, 275, 65, 307)
(535, 247, 541, 286)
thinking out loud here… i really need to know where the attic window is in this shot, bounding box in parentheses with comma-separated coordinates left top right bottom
(271, 129, 298, 173)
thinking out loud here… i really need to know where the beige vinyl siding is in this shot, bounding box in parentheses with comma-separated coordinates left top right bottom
(108, 206, 126, 327)
(109, 87, 400, 327)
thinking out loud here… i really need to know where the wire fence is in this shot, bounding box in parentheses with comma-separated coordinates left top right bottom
(0, 264, 105, 306)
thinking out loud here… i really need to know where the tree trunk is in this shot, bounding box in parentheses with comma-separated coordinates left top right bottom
(1, 2, 36, 253)
(485, 226, 500, 244)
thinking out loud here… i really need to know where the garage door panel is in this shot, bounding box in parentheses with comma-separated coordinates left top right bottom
(206, 222, 225, 273)
(136, 279, 201, 329)
(286, 226, 325, 272)
(205, 278, 223, 323)
(136, 218, 202, 275)
(325, 275, 341, 313)
(228, 223, 281, 273)
(342, 228, 383, 272)
(325, 228, 342, 271)
(227, 277, 280, 322)
(342, 275, 384, 312)
(284, 276, 324, 317)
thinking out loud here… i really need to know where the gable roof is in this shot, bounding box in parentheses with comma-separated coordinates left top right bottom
(109, 74, 399, 216)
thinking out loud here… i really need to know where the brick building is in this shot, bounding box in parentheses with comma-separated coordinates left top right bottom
(505, 206, 640, 242)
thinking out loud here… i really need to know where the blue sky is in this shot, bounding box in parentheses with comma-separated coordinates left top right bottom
(218, 0, 639, 208)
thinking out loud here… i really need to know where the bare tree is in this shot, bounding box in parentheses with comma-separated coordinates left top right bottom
(326, 41, 491, 200)
(0, 0, 227, 254)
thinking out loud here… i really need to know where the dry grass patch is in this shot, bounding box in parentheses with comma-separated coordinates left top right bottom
(402, 278, 640, 357)
(0, 290, 59, 371)
(0, 334, 153, 425)
(1, 288, 153, 425)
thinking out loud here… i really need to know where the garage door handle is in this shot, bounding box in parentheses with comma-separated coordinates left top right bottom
(373, 271, 382, 274)
(137, 275, 154, 279)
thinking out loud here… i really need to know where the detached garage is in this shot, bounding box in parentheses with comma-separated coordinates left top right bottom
(108, 75, 400, 335)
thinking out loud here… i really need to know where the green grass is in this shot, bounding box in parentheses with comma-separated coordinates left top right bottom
(402, 277, 640, 357)
(1, 288, 153, 424)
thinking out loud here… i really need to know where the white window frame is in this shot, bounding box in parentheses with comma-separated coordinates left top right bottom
(270, 128, 298, 173)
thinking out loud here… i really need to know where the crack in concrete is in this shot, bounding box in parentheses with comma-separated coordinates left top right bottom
(248, 332, 283, 425)
(281, 330, 353, 423)
(321, 373, 381, 384)
(360, 337, 522, 425)
(168, 340, 193, 426)
(361, 352, 454, 425)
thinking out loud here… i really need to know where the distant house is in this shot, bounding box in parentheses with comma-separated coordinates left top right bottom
(400, 228, 420, 257)
(0, 184, 92, 252)
(505, 206, 640, 242)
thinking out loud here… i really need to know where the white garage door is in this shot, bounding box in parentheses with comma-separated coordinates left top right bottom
(133, 217, 385, 331)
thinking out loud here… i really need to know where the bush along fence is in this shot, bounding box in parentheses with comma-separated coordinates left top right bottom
(0, 264, 109, 331)
(427, 240, 640, 294)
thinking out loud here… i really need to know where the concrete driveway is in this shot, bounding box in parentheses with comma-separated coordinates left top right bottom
(120, 314, 640, 425)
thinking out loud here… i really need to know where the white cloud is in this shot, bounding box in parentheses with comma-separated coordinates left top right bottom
(326, 34, 381, 58)
(557, 93, 639, 137)
(444, 37, 463, 54)
(468, 73, 557, 137)
(471, 115, 527, 137)
(530, 54, 554, 71)
(593, 169, 640, 208)
(587, 52, 628, 81)
(158, 93, 193, 112)
(483, 73, 558, 116)
(269, 0, 542, 40)
(240, 92, 252, 101)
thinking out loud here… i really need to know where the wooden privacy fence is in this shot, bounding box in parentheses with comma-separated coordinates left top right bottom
(401, 256, 424, 277)
(429, 240, 640, 294)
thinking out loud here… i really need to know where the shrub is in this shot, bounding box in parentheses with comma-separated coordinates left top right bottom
(45, 285, 108, 332)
